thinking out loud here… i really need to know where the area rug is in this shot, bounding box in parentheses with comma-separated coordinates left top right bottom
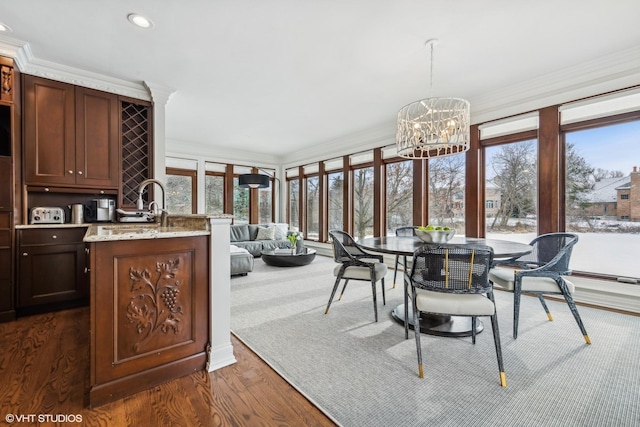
(230, 255, 640, 427)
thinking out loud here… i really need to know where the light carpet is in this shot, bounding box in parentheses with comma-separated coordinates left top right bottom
(230, 255, 640, 427)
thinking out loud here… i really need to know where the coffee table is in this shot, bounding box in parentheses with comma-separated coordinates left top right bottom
(261, 248, 317, 267)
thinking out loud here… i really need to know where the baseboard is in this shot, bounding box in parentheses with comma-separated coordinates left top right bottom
(207, 341, 237, 372)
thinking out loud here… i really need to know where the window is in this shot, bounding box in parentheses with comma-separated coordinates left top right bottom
(486, 200, 494, 209)
(306, 175, 319, 240)
(485, 138, 538, 242)
(352, 166, 374, 241)
(288, 178, 299, 231)
(327, 171, 344, 232)
(205, 173, 225, 215)
(385, 160, 413, 235)
(233, 176, 249, 224)
(563, 118, 640, 278)
(166, 168, 196, 214)
(429, 156, 465, 232)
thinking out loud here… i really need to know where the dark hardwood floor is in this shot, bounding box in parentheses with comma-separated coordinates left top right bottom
(0, 307, 337, 426)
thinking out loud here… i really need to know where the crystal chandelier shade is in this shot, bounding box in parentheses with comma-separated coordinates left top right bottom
(396, 40, 470, 159)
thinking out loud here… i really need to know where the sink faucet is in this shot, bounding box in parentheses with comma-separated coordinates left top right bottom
(137, 179, 169, 226)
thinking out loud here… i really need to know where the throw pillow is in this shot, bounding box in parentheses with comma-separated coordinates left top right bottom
(256, 226, 276, 240)
(269, 222, 289, 240)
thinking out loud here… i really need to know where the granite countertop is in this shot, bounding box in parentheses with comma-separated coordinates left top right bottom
(83, 224, 210, 242)
(17, 214, 233, 242)
(15, 223, 91, 229)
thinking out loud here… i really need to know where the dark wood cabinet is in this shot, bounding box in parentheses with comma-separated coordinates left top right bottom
(17, 227, 88, 311)
(23, 75, 119, 189)
(0, 56, 17, 322)
(0, 212, 13, 321)
(89, 235, 209, 407)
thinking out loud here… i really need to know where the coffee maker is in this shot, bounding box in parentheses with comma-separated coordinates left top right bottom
(84, 198, 115, 222)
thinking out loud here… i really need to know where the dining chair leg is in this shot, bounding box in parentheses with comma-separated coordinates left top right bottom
(381, 278, 386, 306)
(536, 293, 553, 321)
(370, 278, 378, 322)
(393, 255, 400, 288)
(404, 272, 410, 339)
(471, 316, 477, 344)
(560, 283, 591, 344)
(412, 288, 424, 378)
(325, 275, 343, 315)
(338, 279, 350, 300)
(513, 282, 522, 339)
(488, 291, 506, 387)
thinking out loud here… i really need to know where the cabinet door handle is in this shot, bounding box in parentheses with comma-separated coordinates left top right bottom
(68, 170, 74, 174)
(78, 171, 83, 175)
(22, 252, 28, 256)
(84, 267, 90, 273)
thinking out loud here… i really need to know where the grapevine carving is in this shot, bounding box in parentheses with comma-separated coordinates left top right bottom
(1, 67, 11, 95)
(127, 258, 184, 352)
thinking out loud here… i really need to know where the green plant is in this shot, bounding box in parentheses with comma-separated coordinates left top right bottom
(287, 233, 301, 246)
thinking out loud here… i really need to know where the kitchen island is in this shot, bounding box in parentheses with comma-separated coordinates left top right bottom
(84, 215, 234, 407)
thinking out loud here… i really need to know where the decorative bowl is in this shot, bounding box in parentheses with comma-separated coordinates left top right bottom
(415, 228, 456, 244)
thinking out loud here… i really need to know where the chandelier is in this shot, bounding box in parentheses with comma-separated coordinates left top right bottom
(396, 39, 470, 159)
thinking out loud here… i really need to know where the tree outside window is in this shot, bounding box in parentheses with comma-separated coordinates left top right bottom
(485, 139, 537, 235)
(386, 160, 413, 235)
(429, 156, 465, 231)
(327, 171, 344, 231)
(353, 167, 374, 241)
(166, 168, 196, 214)
(205, 174, 224, 215)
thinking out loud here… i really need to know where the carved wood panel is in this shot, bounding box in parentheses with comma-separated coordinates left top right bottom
(91, 236, 208, 385)
(0, 64, 12, 102)
(118, 253, 194, 359)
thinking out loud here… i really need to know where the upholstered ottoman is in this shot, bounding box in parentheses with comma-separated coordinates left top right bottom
(230, 245, 254, 276)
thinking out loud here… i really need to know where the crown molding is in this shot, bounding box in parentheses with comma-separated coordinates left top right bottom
(0, 36, 150, 101)
(144, 81, 175, 106)
(470, 45, 640, 124)
(0, 36, 26, 63)
(281, 121, 396, 167)
(166, 138, 281, 167)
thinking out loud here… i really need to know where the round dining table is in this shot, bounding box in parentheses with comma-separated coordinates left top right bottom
(358, 235, 533, 337)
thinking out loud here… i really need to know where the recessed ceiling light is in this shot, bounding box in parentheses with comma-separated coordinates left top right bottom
(0, 22, 12, 32)
(127, 13, 154, 29)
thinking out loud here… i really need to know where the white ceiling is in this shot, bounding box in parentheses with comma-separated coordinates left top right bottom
(2, 0, 640, 164)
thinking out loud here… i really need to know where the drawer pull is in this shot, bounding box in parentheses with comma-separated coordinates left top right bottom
(84, 267, 90, 273)
(51, 235, 57, 239)
(69, 170, 74, 174)
(78, 171, 83, 175)
(22, 252, 28, 256)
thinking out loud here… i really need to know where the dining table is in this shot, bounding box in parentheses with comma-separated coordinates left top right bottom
(358, 235, 533, 338)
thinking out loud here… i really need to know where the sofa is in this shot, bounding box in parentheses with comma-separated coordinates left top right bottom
(230, 223, 293, 257)
(230, 245, 254, 276)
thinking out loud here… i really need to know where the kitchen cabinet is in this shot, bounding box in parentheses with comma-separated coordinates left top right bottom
(17, 227, 89, 311)
(0, 212, 13, 320)
(23, 75, 119, 189)
(88, 235, 209, 407)
(0, 56, 17, 323)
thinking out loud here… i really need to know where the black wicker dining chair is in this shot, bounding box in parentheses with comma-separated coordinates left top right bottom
(409, 244, 506, 386)
(489, 233, 590, 344)
(393, 226, 418, 288)
(325, 230, 388, 322)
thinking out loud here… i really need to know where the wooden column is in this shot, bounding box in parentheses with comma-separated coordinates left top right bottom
(465, 124, 482, 237)
(538, 106, 561, 234)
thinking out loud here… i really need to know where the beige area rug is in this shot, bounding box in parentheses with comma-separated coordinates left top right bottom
(231, 255, 640, 427)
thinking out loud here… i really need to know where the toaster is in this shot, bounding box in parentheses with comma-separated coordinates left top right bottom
(30, 207, 65, 224)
